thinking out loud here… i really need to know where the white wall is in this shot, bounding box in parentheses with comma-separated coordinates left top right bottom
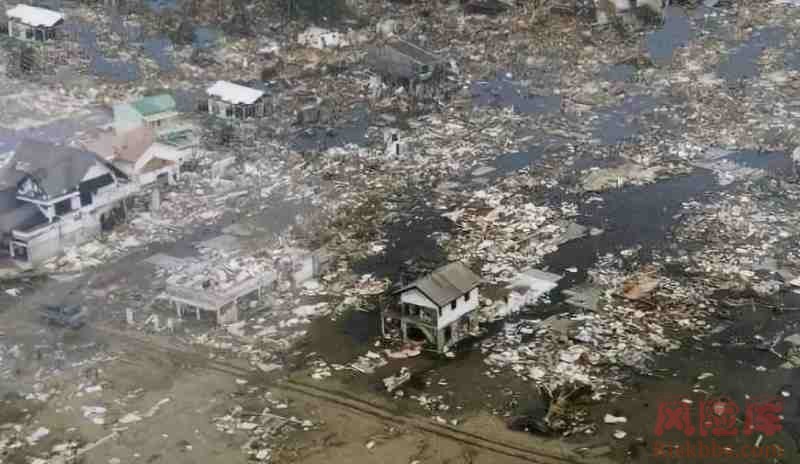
(400, 287, 480, 329)
(437, 288, 479, 329)
(400, 288, 438, 310)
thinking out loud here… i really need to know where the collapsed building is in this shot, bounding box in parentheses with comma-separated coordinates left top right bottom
(591, 0, 666, 27)
(0, 140, 136, 265)
(385, 262, 481, 353)
(80, 93, 198, 186)
(366, 39, 449, 99)
(81, 125, 186, 186)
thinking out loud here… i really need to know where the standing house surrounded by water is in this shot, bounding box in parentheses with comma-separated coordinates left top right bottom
(6, 4, 63, 42)
(389, 262, 481, 353)
(206, 81, 266, 120)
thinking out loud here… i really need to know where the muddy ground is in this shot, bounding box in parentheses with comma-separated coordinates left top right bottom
(3, 0, 800, 463)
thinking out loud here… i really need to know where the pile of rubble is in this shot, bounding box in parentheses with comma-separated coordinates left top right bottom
(676, 191, 800, 293)
(482, 263, 713, 398)
(212, 396, 315, 462)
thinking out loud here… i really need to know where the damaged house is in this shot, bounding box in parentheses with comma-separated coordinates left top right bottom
(206, 81, 267, 120)
(6, 4, 63, 42)
(113, 94, 197, 150)
(366, 39, 448, 99)
(386, 262, 481, 353)
(81, 125, 186, 186)
(591, 0, 665, 27)
(0, 140, 136, 266)
(113, 94, 181, 136)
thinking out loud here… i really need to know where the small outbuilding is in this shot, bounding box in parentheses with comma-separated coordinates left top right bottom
(6, 4, 63, 42)
(206, 80, 266, 120)
(113, 94, 180, 136)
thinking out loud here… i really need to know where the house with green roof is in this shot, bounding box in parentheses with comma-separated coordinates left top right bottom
(113, 94, 180, 136)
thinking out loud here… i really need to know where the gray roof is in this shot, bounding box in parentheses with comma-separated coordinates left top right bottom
(384, 40, 443, 66)
(396, 262, 480, 307)
(0, 202, 46, 234)
(12, 139, 106, 199)
(368, 40, 444, 81)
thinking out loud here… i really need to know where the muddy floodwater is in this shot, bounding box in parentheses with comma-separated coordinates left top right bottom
(7, 0, 800, 463)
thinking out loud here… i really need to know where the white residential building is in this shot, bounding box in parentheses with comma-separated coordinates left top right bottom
(388, 262, 481, 352)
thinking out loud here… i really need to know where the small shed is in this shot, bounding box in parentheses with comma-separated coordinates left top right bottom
(6, 4, 63, 42)
(114, 94, 179, 135)
(206, 81, 266, 120)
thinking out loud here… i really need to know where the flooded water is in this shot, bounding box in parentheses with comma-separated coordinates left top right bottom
(717, 26, 786, 82)
(290, 105, 370, 152)
(491, 147, 547, 175)
(546, 169, 723, 287)
(592, 95, 658, 144)
(722, 149, 792, 177)
(603, 64, 637, 83)
(353, 187, 453, 280)
(470, 72, 561, 115)
(601, 289, 800, 462)
(646, 6, 693, 65)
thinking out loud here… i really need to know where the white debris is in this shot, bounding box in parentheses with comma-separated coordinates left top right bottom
(118, 413, 142, 424)
(26, 427, 50, 445)
(603, 414, 628, 424)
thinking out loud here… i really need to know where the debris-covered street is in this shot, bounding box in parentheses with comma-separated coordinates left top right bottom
(2, 0, 800, 462)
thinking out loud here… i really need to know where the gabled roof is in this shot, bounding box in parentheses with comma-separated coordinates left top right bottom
(131, 94, 176, 117)
(384, 39, 443, 66)
(83, 126, 156, 164)
(0, 202, 46, 234)
(206, 81, 265, 105)
(12, 139, 108, 199)
(395, 262, 480, 307)
(6, 4, 64, 28)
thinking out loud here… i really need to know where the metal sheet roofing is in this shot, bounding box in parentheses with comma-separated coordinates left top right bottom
(396, 262, 480, 307)
(206, 81, 265, 105)
(6, 4, 64, 28)
(385, 39, 443, 65)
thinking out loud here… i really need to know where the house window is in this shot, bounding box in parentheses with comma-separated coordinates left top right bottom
(420, 64, 430, 74)
(450, 301, 456, 310)
(25, 28, 33, 40)
(55, 199, 72, 216)
(465, 290, 471, 302)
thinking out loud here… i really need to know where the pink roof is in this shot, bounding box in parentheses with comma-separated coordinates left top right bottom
(83, 126, 155, 163)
